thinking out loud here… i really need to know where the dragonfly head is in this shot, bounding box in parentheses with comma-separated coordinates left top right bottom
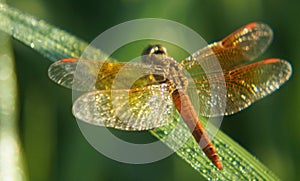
(141, 45, 169, 64)
(142, 44, 168, 57)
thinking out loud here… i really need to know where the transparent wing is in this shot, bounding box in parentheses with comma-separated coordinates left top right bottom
(189, 59, 292, 117)
(72, 84, 175, 130)
(181, 22, 273, 74)
(48, 58, 166, 91)
(48, 58, 105, 90)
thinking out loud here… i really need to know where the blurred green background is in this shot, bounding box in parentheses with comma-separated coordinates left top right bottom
(1, 0, 299, 180)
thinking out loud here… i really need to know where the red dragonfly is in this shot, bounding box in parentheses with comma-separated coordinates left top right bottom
(48, 22, 292, 170)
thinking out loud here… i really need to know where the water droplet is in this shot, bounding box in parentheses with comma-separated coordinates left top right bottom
(239, 165, 245, 173)
(232, 160, 238, 166)
(222, 143, 228, 148)
(252, 84, 258, 92)
(201, 168, 207, 174)
(185, 148, 191, 153)
(241, 94, 246, 100)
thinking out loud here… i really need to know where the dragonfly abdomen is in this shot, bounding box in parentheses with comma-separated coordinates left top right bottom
(172, 90, 223, 170)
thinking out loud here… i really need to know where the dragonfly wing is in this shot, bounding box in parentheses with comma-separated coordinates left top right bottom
(48, 58, 166, 91)
(48, 58, 102, 90)
(223, 59, 291, 115)
(191, 59, 292, 117)
(72, 84, 174, 130)
(219, 22, 273, 63)
(181, 22, 273, 73)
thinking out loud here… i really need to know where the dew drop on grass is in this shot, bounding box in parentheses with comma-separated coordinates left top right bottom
(232, 160, 238, 166)
(163, 130, 168, 135)
(185, 148, 191, 153)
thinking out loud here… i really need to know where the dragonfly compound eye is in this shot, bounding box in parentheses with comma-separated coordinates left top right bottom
(141, 44, 168, 64)
(142, 44, 168, 56)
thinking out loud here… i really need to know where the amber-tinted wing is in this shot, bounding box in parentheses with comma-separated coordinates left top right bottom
(180, 22, 273, 74)
(190, 58, 292, 117)
(48, 58, 166, 91)
(72, 84, 175, 130)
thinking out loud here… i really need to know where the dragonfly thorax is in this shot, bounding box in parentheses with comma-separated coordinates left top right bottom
(142, 45, 188, 92)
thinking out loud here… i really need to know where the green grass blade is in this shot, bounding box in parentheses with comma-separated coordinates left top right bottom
(0, 2, 280, 180)
(151, 118, 280, 180)
(0, 3, 106, 61)
(0, 18, 27, 181)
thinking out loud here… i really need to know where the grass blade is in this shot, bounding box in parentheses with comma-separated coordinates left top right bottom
(0, 15, 27, 181)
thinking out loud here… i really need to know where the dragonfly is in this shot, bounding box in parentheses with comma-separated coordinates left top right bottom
(48, 22, 292, 170)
